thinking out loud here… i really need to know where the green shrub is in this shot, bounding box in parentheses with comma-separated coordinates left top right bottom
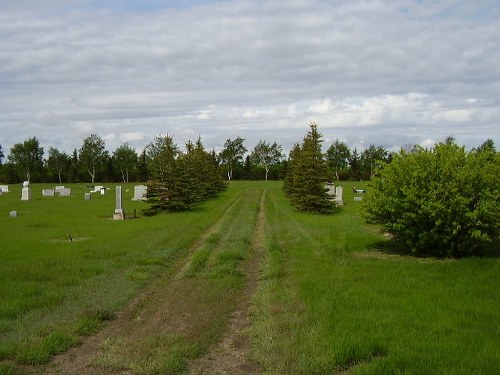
(363, 142, 500, 257)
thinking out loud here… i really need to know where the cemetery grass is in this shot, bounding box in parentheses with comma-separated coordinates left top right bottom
(0, 182, 254, 372)
(0, 181, 498, 374)
(251, 182, 499, 374)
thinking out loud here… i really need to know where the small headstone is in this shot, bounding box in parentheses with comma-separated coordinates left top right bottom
(100, 188, 105, 195)
(0, 185, 9, 193)
(42, 189, 55, 196)
(59, 188, 71, 196)
(21, 181, 31, 201)
(84, 193, 91, 200)
(334, 186, 344, 206)
(354, 196, 363, 201)
(10, 211, 17, 217)
(91, 185, 104, 193)
(113, 186, 125, 220)
(132, 185, 147, 201)
(54, 186, 65, 193)
(325, 182, 335, 199)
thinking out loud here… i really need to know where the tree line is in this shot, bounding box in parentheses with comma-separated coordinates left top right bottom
(0, 133, 395, 184)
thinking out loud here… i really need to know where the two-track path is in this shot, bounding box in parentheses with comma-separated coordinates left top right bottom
(31, 188, 266, 375)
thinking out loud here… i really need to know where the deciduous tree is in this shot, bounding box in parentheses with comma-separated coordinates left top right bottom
(47, 147, 70, 183)
(325, 140, 350, 180)
(113, 143, 138, 183)
(79, 134, 108, 183)
(250, 140, 284, 181)
(8, 137, 44, 182)
(220, 137, 247, 180)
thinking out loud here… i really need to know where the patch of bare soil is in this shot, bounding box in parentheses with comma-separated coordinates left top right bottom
(187, 190, 266, 375)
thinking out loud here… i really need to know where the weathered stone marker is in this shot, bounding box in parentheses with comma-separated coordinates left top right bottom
(132, 185, 147, 201)
(84, 193, 91, 200)
(113, 186, 125, 220)
(21, 181, 31, 201)
(334, 186, 344, 206)
(10, 211, 17, 217)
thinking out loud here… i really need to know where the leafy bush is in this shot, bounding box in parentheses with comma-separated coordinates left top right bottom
(363, 141, 499, 257)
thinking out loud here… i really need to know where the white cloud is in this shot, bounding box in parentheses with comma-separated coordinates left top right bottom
(0, 0, 499, 155)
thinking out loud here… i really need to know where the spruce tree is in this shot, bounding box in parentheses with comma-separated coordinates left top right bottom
(284, 122, 334, 213)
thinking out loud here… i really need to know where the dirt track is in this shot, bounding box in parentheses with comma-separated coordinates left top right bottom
(31, 189, 265, 375)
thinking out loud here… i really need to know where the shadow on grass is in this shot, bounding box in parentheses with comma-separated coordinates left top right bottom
(370, 236, 500, 260)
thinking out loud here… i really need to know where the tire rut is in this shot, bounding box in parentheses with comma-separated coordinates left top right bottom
(187, 189, 266, 375)
(32, 190, 246, 375)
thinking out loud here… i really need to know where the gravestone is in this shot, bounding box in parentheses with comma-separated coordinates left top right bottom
(0, 185, 9, 193)
(354, 196, 363, 201)
(59, 188, 71, 196)
(21, 181, 31, 201)
(132, 185, 147, 201)
(54, 186, 65, 194)
(10, 211, 17, 217)
(325, 182, 335, 199)
(42, 189, 55, 196)
(84, 193, 91, 200)
(334, 186, 343, 206)
(100, 188, 105, 195)
(113, 186, 125, 220)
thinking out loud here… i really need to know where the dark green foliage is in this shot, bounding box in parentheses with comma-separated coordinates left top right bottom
(363, 141, 500, 257)
(284, 122, 334, 213)
(145, 136, 227, 213)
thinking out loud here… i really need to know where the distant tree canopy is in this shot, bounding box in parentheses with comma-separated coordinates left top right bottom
(363, 140, 500, 258)
(284, 122, 334, 214)
(79, 133, 108, 183)
(220, 137, 247, 180)
(8, 137, 44, 182)
(250, 140, 284, 181)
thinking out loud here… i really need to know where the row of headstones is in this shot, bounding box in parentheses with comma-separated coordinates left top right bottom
(1, 183, 147, 201)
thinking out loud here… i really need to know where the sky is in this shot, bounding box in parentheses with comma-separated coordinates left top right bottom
(1, 0, 499, 158)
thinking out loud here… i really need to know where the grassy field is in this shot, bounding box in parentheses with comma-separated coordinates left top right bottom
(0, 181, 498, 374)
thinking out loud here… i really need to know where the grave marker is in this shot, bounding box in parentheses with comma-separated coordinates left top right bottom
(59, 188, 71, 196)
(21, 181, 31, 201)
(42, 189, 55, 196)
(113, 186, 125, 220)
(0, 185, 9, 193)
(132, 185, 147, 201)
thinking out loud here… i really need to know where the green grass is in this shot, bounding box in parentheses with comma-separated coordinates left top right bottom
(0, 182, 242, 367)
(0, 180, 498, 374)
(251, 181, 500, 374)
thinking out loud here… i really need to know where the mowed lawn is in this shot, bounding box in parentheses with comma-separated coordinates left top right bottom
(0, 181, 499, 374)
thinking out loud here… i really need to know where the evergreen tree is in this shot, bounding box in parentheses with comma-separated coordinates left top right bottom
(284, 122, 334, 213)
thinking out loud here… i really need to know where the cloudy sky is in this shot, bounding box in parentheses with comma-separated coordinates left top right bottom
(1, 0, 499, 157)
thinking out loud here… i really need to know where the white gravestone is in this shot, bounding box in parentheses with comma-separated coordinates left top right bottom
(59, 188, 71, 196)
(334, 186, 344, 206)
(132, 185, 147, 201)
(21, 181, 31, 201)
(10, 211, 17, 217)
(42, 189, 55, 196)
(84, 193, 91, 200)
(354, 196, 363, 201)
(54, 186, 65, 194)
(0, 185, 9, 193)
(325, 183, 335, 199)
(90, 185, 104, 193)
(113, 186, 125, 220)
